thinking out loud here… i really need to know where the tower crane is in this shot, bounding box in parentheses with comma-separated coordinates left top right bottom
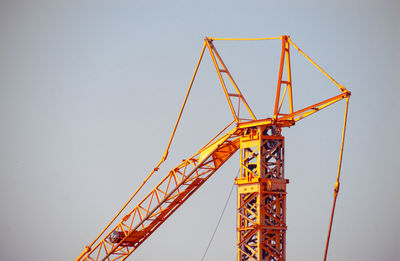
(75, 35, 350, 261)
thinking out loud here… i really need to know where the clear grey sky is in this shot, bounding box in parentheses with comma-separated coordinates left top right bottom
(0, 1, 399, 260)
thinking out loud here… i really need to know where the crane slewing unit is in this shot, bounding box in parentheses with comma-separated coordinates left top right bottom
(75, 35, 350, 261)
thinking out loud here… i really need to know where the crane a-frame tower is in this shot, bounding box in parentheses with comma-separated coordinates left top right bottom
(75, 35, 350, 261)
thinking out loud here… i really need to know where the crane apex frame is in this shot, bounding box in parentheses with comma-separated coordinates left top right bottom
(75, 35, 350, 261)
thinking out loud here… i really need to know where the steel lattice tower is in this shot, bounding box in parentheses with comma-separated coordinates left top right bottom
(236, 125, 288, 261)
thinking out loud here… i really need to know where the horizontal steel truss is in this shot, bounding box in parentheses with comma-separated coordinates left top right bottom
(236, 126, 288, 261)
(82, 128, 242, 261)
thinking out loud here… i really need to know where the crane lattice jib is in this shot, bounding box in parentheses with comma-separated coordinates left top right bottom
(78, 127, 242, 261)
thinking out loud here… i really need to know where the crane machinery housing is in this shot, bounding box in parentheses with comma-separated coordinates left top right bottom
(75, 35, 350, 261)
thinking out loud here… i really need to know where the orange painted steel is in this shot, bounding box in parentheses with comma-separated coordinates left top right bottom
(205, 38, 257, 123)
(236, 125, 288, 260)
(77, 127, 242, 261)
(75, 35, 350, 261)
(323, 97, 350, 261)
(75, 43, 209, 258)
(274, 35, 293, 121)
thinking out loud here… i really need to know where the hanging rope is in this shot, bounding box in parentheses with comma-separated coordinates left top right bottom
(201, 168, 239, 261)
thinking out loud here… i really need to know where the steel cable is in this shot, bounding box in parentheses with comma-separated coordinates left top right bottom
(201, 168, 239, 261)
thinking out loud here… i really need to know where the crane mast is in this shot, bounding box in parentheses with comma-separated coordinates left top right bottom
(75, 35, 350, 261)
(236, 125, 287, 260)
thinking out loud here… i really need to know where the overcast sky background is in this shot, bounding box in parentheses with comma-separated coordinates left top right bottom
(1, 1, 399, 260)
